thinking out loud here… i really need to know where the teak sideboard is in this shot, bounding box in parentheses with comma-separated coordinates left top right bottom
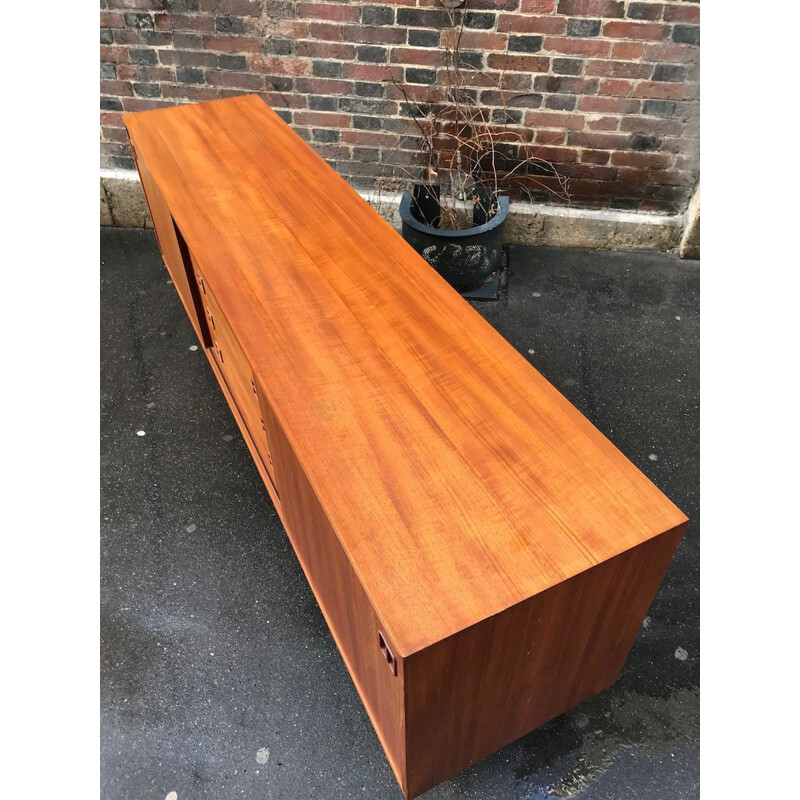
(124, 95, 687, 799)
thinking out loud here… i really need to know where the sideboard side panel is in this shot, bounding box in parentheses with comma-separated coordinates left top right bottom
(130, 145, 207, 344)
(403, 524, 685, 798)
(262, 401, 408, 793)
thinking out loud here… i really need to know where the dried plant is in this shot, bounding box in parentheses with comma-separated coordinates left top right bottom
(377, 4, 569, 230)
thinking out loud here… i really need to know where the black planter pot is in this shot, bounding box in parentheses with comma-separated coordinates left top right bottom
(399, 187, 509, 291)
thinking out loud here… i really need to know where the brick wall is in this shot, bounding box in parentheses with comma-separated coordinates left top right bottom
(100, 0, 699, 215)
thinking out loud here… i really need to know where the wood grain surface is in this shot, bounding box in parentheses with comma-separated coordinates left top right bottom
(124, 95, 687, 659)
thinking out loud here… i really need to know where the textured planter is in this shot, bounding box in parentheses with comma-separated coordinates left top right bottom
(400, 187, 510, 291)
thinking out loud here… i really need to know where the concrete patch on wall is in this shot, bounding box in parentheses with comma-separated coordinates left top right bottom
(102, 170, 687, 255)
(679, 187, 700, 260)
(101, 169, 150, 229)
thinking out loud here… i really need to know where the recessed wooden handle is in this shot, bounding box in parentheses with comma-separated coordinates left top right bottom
(378, 631, 397, 676)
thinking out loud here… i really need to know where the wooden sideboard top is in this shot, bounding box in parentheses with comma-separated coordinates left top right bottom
(124, 95, 687, 656)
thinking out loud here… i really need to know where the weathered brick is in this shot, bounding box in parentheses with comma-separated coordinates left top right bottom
(124, 12, 155, 29)
(464, 13, 496, 30)
(100, 96, 124, 111)
(312, 128, 340, 143)
(361, 5, 394, 26)
(652, 64, 685, 82)
(557, 0, 624, 17)
(219, 54, 247, 70)
(308, 95, 338, 112)
(129, 48, 158, 65)
(627, 3, 664, 21)
(664, 4, 700, 24)
(354, 81, 385, 98)
(406, 67, 436, 85)
(553, 57, 584, 75)
(509, 35, 544, 52)
(133, 81, 161, 97)
(643, 99, 676, 116)
(312, 60, 342, 78)
(566, 19, 601, 38)
(262, 36, 295, 55)
(672, 25, 700, 45)
(409, 29, 439, 48)
(357, 45, 387, 63)
(534, 75, 599, 94)
(176, 66, 205, 84)
(631, 133, 660, 151)
(546, 94, 577, 111)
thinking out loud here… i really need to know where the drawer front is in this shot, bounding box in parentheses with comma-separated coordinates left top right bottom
(194, 265, 277, 488)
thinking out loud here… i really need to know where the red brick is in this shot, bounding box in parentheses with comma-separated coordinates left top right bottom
(251, 56, 309, 76)
(586, 60, 653, 79)
(162, 84, 221, 102)
(205, 70, 265, 90)
(442, 30, 510, 50)
(294, 111, 352, 128)
(580, 149, 611, 164)
(664, 4, 701, 24)
(294, 77, 355, 94)
(487, 54, 550, 72)
(342, 63, 402, 82)
(567, 131, 631, 148)
(101, 79, 133, 97)
(616, 167, 652, 184)
(632, 81, 697, 100)
(498, 14, 567, 35)
(602, 21, 669, 41)
(121, 97, 172, 112)
(611, 41, 646, 60)
(308, 22, 342, 42)
(100, 11, 124, 27)
(522, 145, 580, 162)
(611, 151, 672, 169)
(102, 126, 131, 142)
(619, 116, 682, 135)
(296, 40, 356, 60)
(579, 95, 639, 113)
(521, 0, 557, 11)
(296, 2, 360, 22)
(587, 116, 619, 131)
(390, 48, 445, 66)
(101, 45, 128, 64)
(562, 163, 618, 181)
(342, 26, 406, 45)
(202, 35, 262, 52)
(534, 130, 568, 145)
(154, 14, 214, 33)
(340, 130, 400, 147)
(598, 79, 633, 96)
(543, 37, 611, 57)
(100, 111, 124, 128)
(524, 111, 586, 130)
(643, 43, 699, 63)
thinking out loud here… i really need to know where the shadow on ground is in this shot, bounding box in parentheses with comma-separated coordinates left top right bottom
(101, 228, 699, 800)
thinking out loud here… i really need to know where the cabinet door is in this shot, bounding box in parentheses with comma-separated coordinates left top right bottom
(194, 263, 277, 492)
